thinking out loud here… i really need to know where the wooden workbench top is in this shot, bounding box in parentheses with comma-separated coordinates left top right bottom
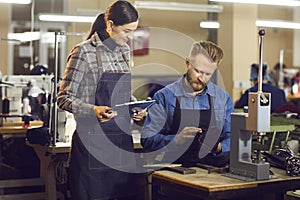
(152, 167, 294, 193)
(2, 121, 43, 127)
(0, 121, 43, 134)
(26, 141, 71, 154)
(287, 93, 300, 100)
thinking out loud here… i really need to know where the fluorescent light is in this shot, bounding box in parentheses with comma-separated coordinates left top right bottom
(39, 14, 96, 23)
(200, 21, 220, 29)
(8, 32, 40, 42)
(0, 38, 21, 44)
(0, 0, 31, 4)
(256, 20, 300, 30)
(134, 1, 223, 13)
(209, 0, 300, 7)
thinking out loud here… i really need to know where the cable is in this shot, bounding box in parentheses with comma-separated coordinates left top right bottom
(55, 160, 68, 184)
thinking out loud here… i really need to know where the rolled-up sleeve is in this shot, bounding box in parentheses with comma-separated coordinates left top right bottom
(141, 92, 176, 151)
(57, 46, 96, 117)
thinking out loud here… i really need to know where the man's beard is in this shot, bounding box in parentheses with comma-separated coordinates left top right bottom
(186, 72, 207, 92)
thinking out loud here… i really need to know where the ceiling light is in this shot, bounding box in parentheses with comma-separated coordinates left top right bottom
(209, 0, 300, 7)
(200, 21, 220, 29)
(8, 32, 40, 43)
(39, 14, 96, 23)
(134, 1, 223, 13)
(0, 0, 31, 4)
(256, 20, 300, 29)
(0, 38, 21, 44)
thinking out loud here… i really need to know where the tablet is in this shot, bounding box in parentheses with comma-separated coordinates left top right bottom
(114, 99, 156, 110)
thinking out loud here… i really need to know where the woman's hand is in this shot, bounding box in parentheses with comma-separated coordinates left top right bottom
(131, 107, 147, 121)
(175, 127, 202, 144)
(94, 106, 114, 122)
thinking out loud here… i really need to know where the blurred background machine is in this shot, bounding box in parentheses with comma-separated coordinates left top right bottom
(1, 74, 52, 121)
(0, 74, 73, 143)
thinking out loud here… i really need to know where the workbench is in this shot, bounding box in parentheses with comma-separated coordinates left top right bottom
(152, 167, 300, 200)
(0, 121, 44, 133)
(0, 121, 46, 200)
(26, 141, 71, 200)
(287, 93, 300, 101)
(0, 120, 43, 163)
(286, 93, 300, 108)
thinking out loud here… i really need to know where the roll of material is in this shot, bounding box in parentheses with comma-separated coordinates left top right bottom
(2, 97, 10, 114)
(23, 97, 29, 115)
(287, 140, 299, 155)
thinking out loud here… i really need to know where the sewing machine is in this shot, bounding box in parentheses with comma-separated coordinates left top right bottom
(228, 29, 271, 181)
(1, 75, 53, 122)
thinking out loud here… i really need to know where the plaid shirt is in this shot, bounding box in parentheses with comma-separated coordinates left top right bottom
(57, 32, 131, 117)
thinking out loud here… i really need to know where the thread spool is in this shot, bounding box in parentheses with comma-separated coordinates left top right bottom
(23, 97, 29, 115)
(2, 97, 10, 114)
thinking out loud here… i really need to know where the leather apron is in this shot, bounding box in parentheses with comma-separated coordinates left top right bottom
(68, 48, 142, 200)
(164, 95, 228, 167)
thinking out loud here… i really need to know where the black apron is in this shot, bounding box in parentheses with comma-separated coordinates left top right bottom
(68, 48, 143, 200)
(164, 95, 228, 167)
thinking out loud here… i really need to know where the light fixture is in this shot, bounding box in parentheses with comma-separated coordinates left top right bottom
(0, 0, 31, 4)
(39, 14, 96, 23)
(0, 37, 21, 44)
(256, 20, 300, 30)
(200, 21, 220, 29)
(134, 1, 223, 13)
(209, 0, 300, 7)
(8, 32, 40, 43)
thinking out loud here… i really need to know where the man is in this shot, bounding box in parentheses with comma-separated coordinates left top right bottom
(141, 41, 234, 167)
(235, 63, 287, 113)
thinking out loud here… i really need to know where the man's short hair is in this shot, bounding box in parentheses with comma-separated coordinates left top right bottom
(250, 63, 270, 81)
(189, 41, 223, 65)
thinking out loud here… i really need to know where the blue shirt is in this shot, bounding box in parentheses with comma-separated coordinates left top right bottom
(141, 75, 234, 157)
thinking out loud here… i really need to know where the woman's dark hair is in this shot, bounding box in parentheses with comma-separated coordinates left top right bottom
(105, 0, 139, 26)
(86, 1, 138, 40)
(86, 13, 106, 39)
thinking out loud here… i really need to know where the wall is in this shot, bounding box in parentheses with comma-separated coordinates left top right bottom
(0, 4, 10, 75)
(258, 6, 293, 69)
(132, 9, 209, 73)
(66, 0, 104, 52)
(219, 4, 258, 102)
(294, 7, 300, 67)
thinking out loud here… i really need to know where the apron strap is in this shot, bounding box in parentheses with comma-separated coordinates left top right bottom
(120, 49, 130, 68)
(96, 47, 104, 73)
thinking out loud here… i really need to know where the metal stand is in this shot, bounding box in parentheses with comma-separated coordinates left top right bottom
(49, 32, 63, 146)
(227, 29, 271, 181)
(49, 32, 86, 146)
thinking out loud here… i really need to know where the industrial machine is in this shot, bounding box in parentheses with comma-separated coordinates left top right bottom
(1, 75, 53, 121)
(228, 29, 271, 181)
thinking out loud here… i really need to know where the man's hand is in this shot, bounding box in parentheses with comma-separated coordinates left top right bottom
(131, 107, 147, 122)
(94, 106, 114, 122)
(215, 143, 222, 154)
(175, 127, 202, 144)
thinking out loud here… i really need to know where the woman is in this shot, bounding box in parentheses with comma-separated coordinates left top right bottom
(57, 1, 145, 199)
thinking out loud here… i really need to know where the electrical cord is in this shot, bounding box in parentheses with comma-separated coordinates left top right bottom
(55, 160, 68, 184)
